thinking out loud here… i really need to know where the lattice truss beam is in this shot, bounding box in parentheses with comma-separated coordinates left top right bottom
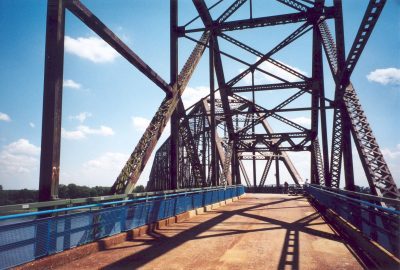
(39, 0, 397, 199)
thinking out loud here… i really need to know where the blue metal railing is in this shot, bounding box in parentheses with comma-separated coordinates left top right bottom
(305, 184, 400, 257)
(0, 185, 244, 269)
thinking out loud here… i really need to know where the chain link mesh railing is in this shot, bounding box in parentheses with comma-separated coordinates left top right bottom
(0, 186, 244, 269)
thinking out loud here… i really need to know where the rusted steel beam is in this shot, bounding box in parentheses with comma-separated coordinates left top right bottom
(227, 22, 312, 87)
(216, 0, 248, 23)
(202, 99, 232, 185)
(193, 1, 236, 138)
(232, 82, 309, 93)
(258, 158, 273, 187)
(340, 0, 386, 86)
(66, 0, 173, 96)
(183, 11, 324, 33)
(39, 0, 65, 201)
(275, 0, 310, 12)
(177, 101, 206, 186)
(238, 160, 251, 186)
(209, 35, 218, 186)
(170, 0, 179, 189)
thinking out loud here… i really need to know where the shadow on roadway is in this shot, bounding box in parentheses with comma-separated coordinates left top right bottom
(99, 196, 353, 270)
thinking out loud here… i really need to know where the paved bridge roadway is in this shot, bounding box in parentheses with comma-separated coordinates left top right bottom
(55, 194, 362, 269)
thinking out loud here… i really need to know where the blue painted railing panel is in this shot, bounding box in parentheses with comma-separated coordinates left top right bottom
(0, 186, 244, 269)
(305, 185, 399, 257)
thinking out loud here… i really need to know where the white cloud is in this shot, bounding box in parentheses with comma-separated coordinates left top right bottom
(181, 86, 210, 107)
(0, 139, 40, 179)
(0, 112, 11, 122)
(78, 125, 114, 136)
(242, 59, 307, 84)
(83, 152, 128, 171)
(77, 152, 129, 186)
(63, 79, 82, 90)
(64, 36, 119, 63)
(380, 144, 400, 187)
(60, 152, 129, 187)
(367, 68, 400, 85)
(69, 112, 92, 123)
(3, 139, 40, 156)
(382, 144, 400, 159)
(132, 116, 172, 136)
(61, 128, 86, 140)
(29, 122, 35, 128)
(62, 125, 114, 140)
(132, 116, 150, 132)
(289, 116, 311, 127)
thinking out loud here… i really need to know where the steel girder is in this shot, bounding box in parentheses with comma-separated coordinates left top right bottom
(39, 0, 65, 201)
(181, 8, 334, 34)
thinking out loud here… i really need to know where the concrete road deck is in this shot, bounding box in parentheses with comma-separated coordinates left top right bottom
(56, 194, 363, 270)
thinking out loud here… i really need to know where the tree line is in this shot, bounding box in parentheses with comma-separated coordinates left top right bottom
(0, 184, 146, 206)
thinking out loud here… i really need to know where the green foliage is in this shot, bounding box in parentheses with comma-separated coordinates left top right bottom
(0, 189, 38, 205)
(0, 184, 147, 206)
(134, 185, 145, 193)
(57, 184, 110, 199)
(0, 185, 111, 205)
(354, 185, 371, 194)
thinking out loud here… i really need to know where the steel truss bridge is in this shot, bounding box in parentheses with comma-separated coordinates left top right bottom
(0, 0, 399, 269)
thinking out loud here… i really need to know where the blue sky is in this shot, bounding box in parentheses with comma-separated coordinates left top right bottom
(0, 0, 399, 190)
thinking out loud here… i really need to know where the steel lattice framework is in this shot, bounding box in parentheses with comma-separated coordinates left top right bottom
(38, 0, 398, 202)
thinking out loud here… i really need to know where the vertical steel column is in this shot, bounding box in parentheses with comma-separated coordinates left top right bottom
(334, 0, 354, 190)
(202, 115, 207, 183)
(251, 71, 257, 188)
(209, 35, 217, 186)
(231, 142, 236, 185)
(249, 0, 253, 19)
(275, 157, 280, 187)
(39, 0, 65, 201)
(317, 42, 330, 186)
(170, 0, 179, 190)
(311, 16, 321, 185)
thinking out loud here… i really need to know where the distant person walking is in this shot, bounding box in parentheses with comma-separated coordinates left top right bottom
(284, 181, 289, 194)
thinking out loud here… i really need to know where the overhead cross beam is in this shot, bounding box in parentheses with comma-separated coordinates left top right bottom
(182, 10, 333, 33)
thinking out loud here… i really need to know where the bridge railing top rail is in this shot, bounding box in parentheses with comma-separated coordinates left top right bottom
(0, 185, 243, 218)
(307, 184, 400, 214)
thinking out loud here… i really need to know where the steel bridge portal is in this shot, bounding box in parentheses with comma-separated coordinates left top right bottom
(0, 1, 399, 269)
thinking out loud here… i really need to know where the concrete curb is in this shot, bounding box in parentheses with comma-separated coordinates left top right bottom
(15, 195, 245, 270)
